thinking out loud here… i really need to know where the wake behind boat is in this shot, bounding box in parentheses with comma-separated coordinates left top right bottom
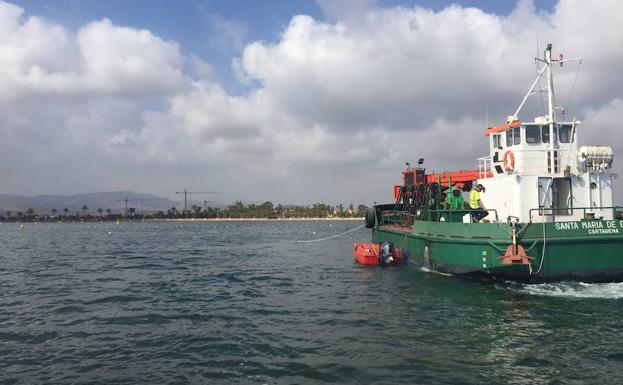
(365, 44, 623, 282)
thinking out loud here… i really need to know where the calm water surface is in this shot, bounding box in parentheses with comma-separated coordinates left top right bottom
(1, 221, 623, 384)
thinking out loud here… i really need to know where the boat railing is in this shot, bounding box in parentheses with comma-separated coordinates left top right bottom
(478, 156, 493, 179)
(378, 210, 417, 229)
(427, 209, 499, 223)
(377, 206, 499, 226)
(529, 206, 623, 222)
(483, 148, 578, 175)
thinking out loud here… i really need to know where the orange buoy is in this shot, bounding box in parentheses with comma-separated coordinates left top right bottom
(353, 242, 403, 266)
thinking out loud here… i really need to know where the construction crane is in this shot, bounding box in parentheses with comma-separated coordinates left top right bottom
(115, 196, 169, 216)
(175, 189, 222, 213)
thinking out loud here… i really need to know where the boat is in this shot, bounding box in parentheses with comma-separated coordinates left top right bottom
(353, 242, 404, 266)
(365, 44, 623, 282)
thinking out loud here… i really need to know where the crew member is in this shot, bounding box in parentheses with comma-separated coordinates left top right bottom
(469, 184, 489, 222)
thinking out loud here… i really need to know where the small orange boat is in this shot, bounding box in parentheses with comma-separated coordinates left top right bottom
(353, 242, 403, 266)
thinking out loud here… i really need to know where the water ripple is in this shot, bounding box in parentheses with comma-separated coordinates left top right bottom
(1, 221, 622, 384)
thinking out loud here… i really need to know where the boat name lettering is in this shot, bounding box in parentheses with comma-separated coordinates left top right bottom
(587, 228, 620, 235)
(555, 222, 580, 230)
(554, 220, 622, 233)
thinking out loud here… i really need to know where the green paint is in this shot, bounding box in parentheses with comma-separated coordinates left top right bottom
(371, 217, 623, 281)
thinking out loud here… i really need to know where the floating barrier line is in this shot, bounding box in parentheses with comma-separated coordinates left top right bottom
(289, 224, 366, 243)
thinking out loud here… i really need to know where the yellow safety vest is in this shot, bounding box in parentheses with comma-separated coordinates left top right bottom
(469, 190, 481, 209)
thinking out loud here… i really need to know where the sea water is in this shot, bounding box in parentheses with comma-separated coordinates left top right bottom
(1, 221, 622, 384)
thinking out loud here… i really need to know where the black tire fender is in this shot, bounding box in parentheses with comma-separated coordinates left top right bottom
(365, 207, 376, 228)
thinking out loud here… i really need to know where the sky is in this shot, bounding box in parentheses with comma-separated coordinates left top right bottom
(1, 0, 622, 205)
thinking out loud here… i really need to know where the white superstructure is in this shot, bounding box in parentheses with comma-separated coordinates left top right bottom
(477, 44, 616, 223)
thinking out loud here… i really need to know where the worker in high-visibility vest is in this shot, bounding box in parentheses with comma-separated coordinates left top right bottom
(469, 184, 489, 222)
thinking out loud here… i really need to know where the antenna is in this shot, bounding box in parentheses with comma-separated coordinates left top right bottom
(510, 43, 581, 123)
(175, 189, 223, 213)
(115, 196, 169, 216)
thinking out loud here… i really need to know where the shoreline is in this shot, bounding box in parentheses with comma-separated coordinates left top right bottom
(146, 217, 365, 222)
(2, 217, 364, 224)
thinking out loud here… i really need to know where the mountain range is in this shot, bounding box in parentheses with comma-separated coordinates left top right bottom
(0, 191, 182, 215)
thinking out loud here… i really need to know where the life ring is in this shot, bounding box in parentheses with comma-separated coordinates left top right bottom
(502, 150, 515, 171)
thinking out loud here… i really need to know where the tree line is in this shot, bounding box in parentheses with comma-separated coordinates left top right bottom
(0, 201, 369, 222)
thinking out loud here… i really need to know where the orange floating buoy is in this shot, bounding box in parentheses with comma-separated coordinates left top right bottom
(353, 242, 403, 266)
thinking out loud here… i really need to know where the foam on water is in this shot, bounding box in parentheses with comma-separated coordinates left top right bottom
(508, 281, 623, 299)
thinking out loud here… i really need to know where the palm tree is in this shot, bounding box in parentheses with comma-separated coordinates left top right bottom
(191, 205, 202, 217)
(51, 208, 57, 218)
(97, 208, 103, 218)
(106, 208, 112, 218)
(168, 207, 177, 218)
(6, 211, 12, 219)
(63, 208, 69, 217)
(81, 205, 88, 218)
(26, 208, 35, 219)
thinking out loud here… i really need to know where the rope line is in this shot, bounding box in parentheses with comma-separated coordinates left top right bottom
(563, 60, 582, 115)
(533, 220, 547, 275)
(288, 224, 366, 243)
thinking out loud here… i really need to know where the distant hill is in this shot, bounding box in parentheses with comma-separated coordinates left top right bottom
(0, 191, 181, 215)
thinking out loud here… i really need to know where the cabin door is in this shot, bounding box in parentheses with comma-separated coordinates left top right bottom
(538, 177, 553, 214)
(538, 177, 572, 215)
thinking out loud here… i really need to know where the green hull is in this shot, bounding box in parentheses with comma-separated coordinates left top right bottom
(371, 217, 623, 282)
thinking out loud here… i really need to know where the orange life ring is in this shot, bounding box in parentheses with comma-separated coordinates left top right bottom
(502, 150, 515, 171)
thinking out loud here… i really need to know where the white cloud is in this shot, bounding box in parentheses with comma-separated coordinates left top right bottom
(0, 0, 622, 205)
(0, 3, 187, 100)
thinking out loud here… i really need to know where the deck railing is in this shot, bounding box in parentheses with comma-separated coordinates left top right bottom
(529, 206, 623, 222)
(378, 206, 499, 227)
(478, 156, 493, 179)
(378, 210, 417, 228)
(427, 209, 499, 223)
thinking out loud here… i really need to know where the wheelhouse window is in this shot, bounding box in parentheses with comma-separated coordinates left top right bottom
(541, 125, 550, 143)
(492, 134, 502, 149)
(506, 128, 521, 146)
(526, 126, 541, 144)
(558, 124, 573, 143)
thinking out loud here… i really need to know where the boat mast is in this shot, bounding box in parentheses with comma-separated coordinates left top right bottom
(545, 44, 556, 173)
(510, 44, 581, 173)
(545, 44, 556, 123)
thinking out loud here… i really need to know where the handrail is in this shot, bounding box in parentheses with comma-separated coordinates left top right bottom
(529, 206, 623, 222)
(428, 208, 499, 222)
(477, 156, 493, 179)
(377, 207, 499, 224)
(377, 210, 417, 228)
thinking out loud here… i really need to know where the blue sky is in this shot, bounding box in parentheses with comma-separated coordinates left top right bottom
(1, 0, 621, 205)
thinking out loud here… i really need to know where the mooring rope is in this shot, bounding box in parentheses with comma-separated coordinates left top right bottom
(288, 224, 366, 243)
(533, 220, 547, 274)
